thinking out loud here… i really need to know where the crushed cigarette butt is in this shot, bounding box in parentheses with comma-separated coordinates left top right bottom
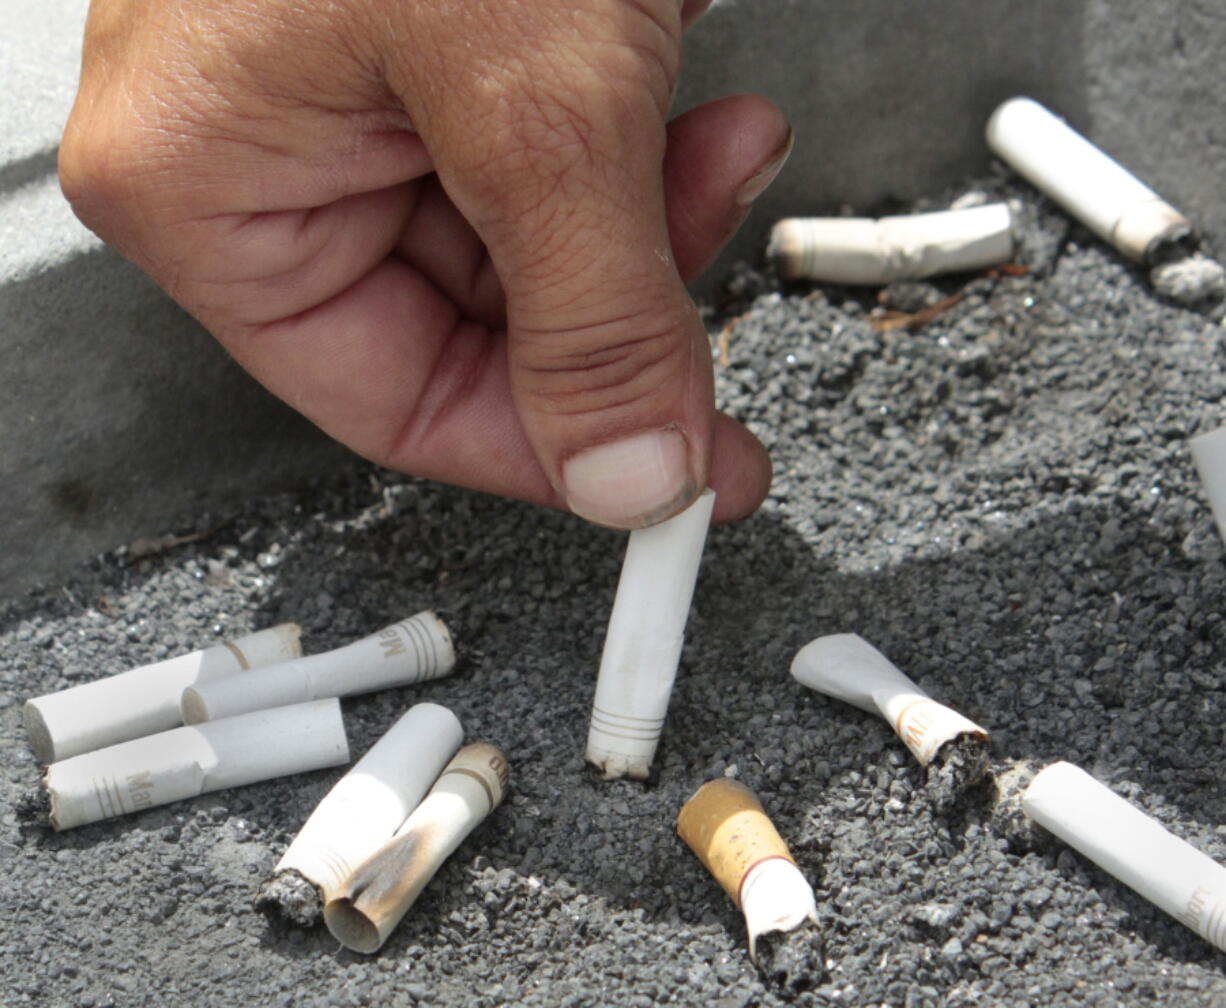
(791, 634, 988, 779)
(676, 778, 821, 968)
(770, 203, 1017, 286)
(260, 702, 462, 926)
(323, 742, 509, 953)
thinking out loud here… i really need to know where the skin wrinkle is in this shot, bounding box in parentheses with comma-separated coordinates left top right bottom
(61, 0, 784, 525)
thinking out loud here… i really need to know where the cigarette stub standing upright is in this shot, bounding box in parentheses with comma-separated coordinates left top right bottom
(23, 622, 302, 763)
(769, 203, 1017, 285)
(181, 611, 454, 723)
(325, 742, 509, 953)
(585, 489, 715, 780)
(1023, 762, 1226, 952)
(259, 702, 463, 925)
(791, 634, 987, 767)
(986, 96, 1190, 263)
(43, 697, 349, 831)
(677, 778, 820, 963)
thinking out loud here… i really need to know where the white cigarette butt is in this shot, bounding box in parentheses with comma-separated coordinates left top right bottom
(263, 702, 463, 922)
(181, 611, 454, 723)
(43, 697, 348, 831)
(324, 742, 509, 953)
(1023, 762, 1226, 952)
(1190, 425, 1226, 548)
(791, 634, 987, 766)
(24, 623, 302, 763)
(585, 489, 715, 780)
(987, 97, 1190, 263)
(769, 203, 1017, 285)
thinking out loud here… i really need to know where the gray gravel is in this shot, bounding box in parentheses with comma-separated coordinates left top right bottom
(4, 175, 1226, 1006)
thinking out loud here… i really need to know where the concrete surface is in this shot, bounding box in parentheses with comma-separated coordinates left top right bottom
(3, 0, 1226, 594)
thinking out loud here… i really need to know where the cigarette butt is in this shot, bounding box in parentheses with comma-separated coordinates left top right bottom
(791, 634, 987, 767)
(677, 779, 818, 959)
(182, 611, 454, 723)
(1022, 762, 1226, 952)
(769, 203, 1017, 285)
(987, 96, 1190, 263)
(43, 697, 348, 831)
(260, 702, 463, 924)
(23, 623, 302, 764)
(324, 742, 509, 953)
(585, 489, 715, 780)
(1189, 425, 1226, 547)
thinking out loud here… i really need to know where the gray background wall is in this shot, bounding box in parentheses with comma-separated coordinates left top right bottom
(3, 0, 1223, 596)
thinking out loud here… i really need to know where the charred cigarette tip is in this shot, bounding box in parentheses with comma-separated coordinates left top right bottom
(256, 869, 324, 927)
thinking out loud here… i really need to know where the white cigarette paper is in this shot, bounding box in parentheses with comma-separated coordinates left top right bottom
(987, 96, 1190, 263)
(24, 623, 302, 764)
(1189, 425, 1226, 548)
(769, 203, 1017, 285)
(586, 489, 716, 780)
(181, 611, 454, 723)
(1023, 762, 1226, 952)
(791, 634, 987, 766)
(324, 742, 509, 953)
(269, 702, 463, 908)
(43, 698, 348, 831)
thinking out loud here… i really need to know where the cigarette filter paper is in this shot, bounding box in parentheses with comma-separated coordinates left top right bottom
(324, 742, 509, 953)
(182, 611, 454, 723)
(676, 778, 818, 957)
(586, 489, 715, 780)
(769, 203, 1017, 285)
(1189, 425, 1226, 548)
(987, 96, 1190, 263)
(270, 702, 463, 908)
(24, 623, 302, 764)
(791, 634, 986, 766)
(43, 698, 348, 831)
(1023, 762, 1226, 952)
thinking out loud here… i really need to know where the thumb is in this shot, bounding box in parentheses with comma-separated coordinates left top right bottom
(396, 3, 722, 528)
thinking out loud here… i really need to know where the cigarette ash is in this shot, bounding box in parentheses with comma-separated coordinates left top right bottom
(985, 759, 1049, 854)
(753, 921, 825, 997)
(925, 733, 991, 811)
(255, 869, 322, 928)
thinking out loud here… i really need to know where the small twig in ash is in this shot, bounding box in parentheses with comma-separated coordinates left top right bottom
(123, 527, 217, 563)
(717, 318, 740, 367)
(871, 291, 966, 332)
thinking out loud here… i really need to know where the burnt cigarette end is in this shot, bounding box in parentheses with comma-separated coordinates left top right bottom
(925, 733, 992, 810)
(753, 922, 825, 995)
(256, 869, 323, 927)
(15, 785, 50, 824)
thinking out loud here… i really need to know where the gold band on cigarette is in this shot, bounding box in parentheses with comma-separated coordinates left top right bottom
(676, 779, 795, 908)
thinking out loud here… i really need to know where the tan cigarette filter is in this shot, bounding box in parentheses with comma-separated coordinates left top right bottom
(676, 779, 794, 908)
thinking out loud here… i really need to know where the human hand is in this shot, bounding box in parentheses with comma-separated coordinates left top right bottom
(60, 0, 789, 528)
